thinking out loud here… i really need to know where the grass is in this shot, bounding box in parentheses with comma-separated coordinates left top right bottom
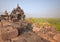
(26, 18, 60, 31)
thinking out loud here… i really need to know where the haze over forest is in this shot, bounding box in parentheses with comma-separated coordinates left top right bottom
(0, 0, 60, 18)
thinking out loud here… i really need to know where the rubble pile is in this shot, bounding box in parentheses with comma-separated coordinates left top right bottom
(32, 23, 60, 42)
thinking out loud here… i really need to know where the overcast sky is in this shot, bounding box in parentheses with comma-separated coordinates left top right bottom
(0, 0, 60, 18)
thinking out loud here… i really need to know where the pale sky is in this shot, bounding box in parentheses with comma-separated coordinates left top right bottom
(0, 0, 60, 18)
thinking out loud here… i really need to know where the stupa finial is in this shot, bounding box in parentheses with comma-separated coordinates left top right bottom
(16, 4, 21, 9)
(17, 4, 19, 7)
(5, 10, 8, 15)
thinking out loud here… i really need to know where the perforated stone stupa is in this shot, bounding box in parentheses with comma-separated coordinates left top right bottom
(10, 4, 25, 22)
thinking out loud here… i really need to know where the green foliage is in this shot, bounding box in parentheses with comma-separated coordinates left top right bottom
(26, 18, 60, 31)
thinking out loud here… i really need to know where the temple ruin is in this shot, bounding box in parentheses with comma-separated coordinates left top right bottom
(0, 4, 25, 22)
(0, 4, 59, 42)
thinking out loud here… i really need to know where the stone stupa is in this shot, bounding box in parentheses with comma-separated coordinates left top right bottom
(10, 4, 25, 22)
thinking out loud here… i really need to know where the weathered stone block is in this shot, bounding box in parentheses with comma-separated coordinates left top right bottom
(1, 28, 18, 40)
(11, 37, 26, 42)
